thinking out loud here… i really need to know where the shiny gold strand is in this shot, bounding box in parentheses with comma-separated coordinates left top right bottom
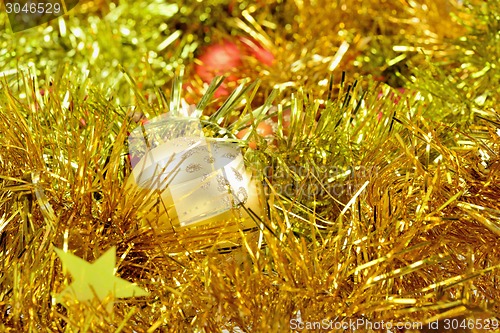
(183, 0, 469, 105)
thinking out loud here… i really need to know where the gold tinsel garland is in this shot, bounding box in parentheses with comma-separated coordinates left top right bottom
(1, 0, 499, 332)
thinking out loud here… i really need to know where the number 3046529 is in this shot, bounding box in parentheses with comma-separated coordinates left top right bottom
(5, 2, 62, 14)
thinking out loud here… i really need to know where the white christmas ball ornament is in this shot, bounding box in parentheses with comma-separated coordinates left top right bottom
(127, 113, 263, 230)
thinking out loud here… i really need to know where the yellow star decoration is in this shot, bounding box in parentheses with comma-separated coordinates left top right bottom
(54, 247, 148, 304)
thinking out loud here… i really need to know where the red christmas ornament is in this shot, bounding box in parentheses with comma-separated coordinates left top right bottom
(236, 120, 274, 150)
(195, 40, 242, 84)
(194, 38, 275, 99)
(236, 108, 291, 149)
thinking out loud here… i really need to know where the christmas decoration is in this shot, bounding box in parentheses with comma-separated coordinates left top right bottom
(195, 40, 243, 84)
(193, 37, 275, 99)
(127, 112, 264, 231)
(236, 107, 291, 149)
(54, 247, 149, 304)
